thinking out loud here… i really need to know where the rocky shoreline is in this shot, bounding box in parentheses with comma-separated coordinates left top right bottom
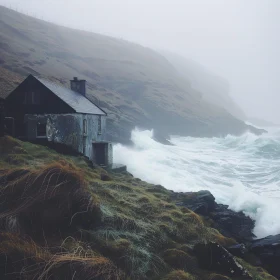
(171, 190, 280, 279)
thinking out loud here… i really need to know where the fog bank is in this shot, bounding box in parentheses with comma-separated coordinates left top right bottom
(0, 0, 279, 121)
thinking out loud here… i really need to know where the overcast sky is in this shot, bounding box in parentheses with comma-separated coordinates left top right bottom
(0, 0, 279, 121)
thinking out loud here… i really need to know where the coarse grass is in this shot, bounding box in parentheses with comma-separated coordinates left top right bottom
(162, 248, 198, 272)
(0, 159, 101, 242)
(37, 254, 124, 280)
(237, 258, 277, 280)
(208, 274, 232, 280)
(0, 136, 276, 280)
(163, 270, 196, 280)
(0, 232, 124, 280)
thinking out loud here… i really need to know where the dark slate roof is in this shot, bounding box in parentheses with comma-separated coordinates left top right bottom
(36, 77, 106, 115)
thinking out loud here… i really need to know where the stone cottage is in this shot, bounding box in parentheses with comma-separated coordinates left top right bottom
(5, 75, 113, 166)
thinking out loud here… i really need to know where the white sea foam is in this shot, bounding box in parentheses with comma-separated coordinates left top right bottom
(114, 128, 280, 238)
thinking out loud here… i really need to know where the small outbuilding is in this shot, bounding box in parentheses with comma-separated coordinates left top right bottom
(5, 75, 113, 166)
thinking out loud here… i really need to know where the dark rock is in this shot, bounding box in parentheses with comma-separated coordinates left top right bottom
(210, 204, 255, 242)
(251, 234, 280, 247)
(227, 244, 248, 257)
(247, 124, 267, 135)
(172, 190, 216, 215)
(100, 173, 112, 181)
(171, 190, 255, 242)
(194, 242, 252, 279)
(152, 130, 174, 146)
(249, 234, 280, 278)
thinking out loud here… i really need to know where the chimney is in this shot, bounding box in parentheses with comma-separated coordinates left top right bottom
(70, 77, 86, 96)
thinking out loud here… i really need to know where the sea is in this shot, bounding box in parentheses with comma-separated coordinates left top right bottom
(114, 126, 280, 238)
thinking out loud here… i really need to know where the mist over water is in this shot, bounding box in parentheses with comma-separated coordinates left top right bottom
(114, 128, 280, 238)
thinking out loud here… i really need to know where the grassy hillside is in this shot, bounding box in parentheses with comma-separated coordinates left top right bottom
(0, 6, 262, 143)
(0, 136, 276, 280)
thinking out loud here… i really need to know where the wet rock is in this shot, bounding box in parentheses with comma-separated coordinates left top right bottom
(247, 124, 267, 135)
(210, 204, 255, 242)
(249, 234, 280, 278)
(172, 190, 216, 215)
(171, 190, 255, 242)
(227, 244, 248, 257)
(152, 130, 174, 146)
(194, 242, 252, 279)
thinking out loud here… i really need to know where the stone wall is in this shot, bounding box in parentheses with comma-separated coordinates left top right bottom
(24, 113, 107, 160)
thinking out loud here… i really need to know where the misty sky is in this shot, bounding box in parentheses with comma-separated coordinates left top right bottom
(0, 0, 279, 122)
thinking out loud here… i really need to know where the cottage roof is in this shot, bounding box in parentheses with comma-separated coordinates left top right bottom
(36, 77, 106, 115)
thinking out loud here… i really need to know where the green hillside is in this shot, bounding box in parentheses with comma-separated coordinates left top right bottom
(0, 136, 275, 280)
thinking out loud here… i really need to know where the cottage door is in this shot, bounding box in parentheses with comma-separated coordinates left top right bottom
(93, 143, 106, 165)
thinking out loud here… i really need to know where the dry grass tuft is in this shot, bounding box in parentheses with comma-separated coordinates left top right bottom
(37, 254, 124, 280)
(0, 232, 124, 280)
(0, 232, 49, 279)
(206, 228, 236, 246)
(163, 249, 197, 272)
(0, 163, 101, 240)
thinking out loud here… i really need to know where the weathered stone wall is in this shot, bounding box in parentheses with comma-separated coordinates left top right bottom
(24, 114, 107, 160)
(108, 143, 113, 165)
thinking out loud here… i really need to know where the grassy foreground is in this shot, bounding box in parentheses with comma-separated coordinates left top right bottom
(0, 136, 276, 280)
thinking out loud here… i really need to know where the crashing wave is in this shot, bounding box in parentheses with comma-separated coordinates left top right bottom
(114, 128, 280, 238)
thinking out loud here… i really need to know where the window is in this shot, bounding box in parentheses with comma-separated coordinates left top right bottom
(37, 123, 46, 137)
(83, 119, 87, 135)
(98, 116, 102, 135)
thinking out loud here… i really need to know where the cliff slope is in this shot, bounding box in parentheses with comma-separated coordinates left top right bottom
(0, 6, 263, 143)
(162, 52, 246, 120)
